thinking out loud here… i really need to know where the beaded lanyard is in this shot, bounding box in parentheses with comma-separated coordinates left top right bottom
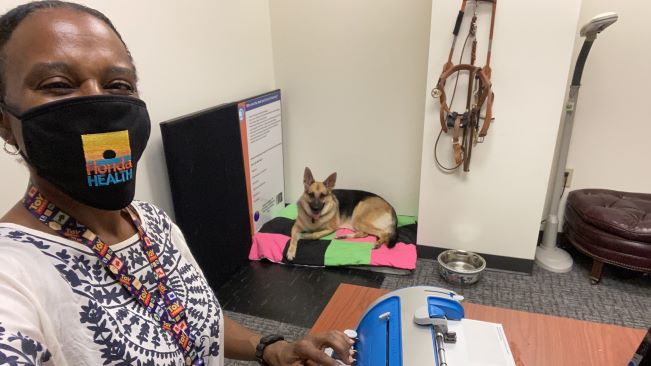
(23, 186, 205, 366)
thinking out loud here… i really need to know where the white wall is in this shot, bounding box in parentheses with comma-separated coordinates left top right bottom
(542, 0, 651, 226)
(0, 0, 276, 217)
(417, 0, 582, 259)
(269, 0, 432, 215)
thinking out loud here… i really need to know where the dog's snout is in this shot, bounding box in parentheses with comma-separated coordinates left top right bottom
(309, 200, 324, 212)
(309, 197, 325, 212)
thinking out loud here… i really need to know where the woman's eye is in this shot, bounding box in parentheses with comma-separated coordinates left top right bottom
(106, 81, 135, 93)
(40, 81, 73, 91)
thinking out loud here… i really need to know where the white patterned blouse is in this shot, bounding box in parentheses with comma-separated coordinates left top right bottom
(0, 201, 223, 366)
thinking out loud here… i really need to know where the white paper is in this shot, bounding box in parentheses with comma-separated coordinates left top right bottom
(443, 319, 517, 366)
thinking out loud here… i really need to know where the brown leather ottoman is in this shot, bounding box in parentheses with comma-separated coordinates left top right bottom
(564, 189, 651, 283)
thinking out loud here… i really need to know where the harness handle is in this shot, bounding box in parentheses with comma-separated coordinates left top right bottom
(484, 0, 497, 78)
(444, 0, 468, 72)
(444, 0, 497, 74)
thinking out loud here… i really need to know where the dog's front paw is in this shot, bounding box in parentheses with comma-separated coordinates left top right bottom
(286, 247, 296, 261)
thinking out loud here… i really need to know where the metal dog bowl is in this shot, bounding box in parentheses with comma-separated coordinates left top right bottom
(437, 249, 486, 285)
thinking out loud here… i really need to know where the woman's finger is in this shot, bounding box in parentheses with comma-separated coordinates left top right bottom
(317, 331, 353, 364)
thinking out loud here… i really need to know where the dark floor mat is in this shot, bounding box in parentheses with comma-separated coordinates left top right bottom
(216, 260, 385, 328)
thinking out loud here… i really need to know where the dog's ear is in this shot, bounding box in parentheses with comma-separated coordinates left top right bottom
(323, 172, 337, 190)
(303, 167, 315, 191)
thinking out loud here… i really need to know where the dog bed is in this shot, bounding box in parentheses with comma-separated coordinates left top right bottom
(248, 204, 418, 271)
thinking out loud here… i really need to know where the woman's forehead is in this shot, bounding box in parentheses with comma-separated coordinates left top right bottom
(3, 7, 132, 72)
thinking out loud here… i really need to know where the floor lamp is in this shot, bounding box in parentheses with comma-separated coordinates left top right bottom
(536, 12, 619, 273)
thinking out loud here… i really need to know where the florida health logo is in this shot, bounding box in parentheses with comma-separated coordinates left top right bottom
(81, 130, 133, 187)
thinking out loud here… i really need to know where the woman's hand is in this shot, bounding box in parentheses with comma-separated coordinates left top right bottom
(263, 331, 354, 366)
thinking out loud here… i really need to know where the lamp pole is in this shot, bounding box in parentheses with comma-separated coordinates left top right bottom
(536, 12, 618, 273)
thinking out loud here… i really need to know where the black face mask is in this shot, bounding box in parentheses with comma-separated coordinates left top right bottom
(2, 95, 151, 210)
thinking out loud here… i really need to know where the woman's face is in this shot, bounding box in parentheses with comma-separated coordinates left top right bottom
(0, 7, 137, 153)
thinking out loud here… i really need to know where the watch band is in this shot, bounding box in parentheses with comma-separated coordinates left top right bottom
(255, 334, 285, 365)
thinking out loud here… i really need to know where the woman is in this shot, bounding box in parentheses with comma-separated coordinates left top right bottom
(0, 1, 353, 365)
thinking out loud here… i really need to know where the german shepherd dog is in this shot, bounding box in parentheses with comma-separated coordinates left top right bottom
(287, 167, 398, 261)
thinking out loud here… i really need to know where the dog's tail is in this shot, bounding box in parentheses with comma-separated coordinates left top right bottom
(387, 207, 399, 248)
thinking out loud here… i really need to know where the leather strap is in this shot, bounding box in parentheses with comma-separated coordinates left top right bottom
(484, 0, 497, 74)
(452, 115, 463, 164)
(464, 111, 476, 172)
(479, 89, 494, 137)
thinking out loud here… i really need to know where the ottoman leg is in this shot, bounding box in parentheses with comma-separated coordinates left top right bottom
(590, 259, 604, 284)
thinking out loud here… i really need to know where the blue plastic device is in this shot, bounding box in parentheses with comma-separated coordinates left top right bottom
(355, 296, 403, 366)
(428, 296, 464, 320)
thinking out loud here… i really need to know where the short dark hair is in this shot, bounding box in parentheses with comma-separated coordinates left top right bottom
(0, 0, 134, 100)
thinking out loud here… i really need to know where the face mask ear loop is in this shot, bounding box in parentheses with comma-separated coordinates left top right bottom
(0, 101, 32, 163)
(1, 101, 18, 155)
(0, 101, 22, 119)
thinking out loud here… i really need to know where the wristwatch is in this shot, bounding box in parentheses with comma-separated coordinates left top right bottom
(255, 334, 285, 365)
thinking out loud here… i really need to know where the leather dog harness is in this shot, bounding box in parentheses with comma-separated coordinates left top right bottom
(431, 0, 497, 172)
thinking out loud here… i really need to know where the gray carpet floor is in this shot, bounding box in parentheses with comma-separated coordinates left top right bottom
(224, 254, 650, 365)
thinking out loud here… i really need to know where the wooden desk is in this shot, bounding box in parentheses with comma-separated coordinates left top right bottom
(311, 284, 646, 366)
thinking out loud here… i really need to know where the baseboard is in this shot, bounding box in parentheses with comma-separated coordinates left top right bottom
(417, 245, 534, 274)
